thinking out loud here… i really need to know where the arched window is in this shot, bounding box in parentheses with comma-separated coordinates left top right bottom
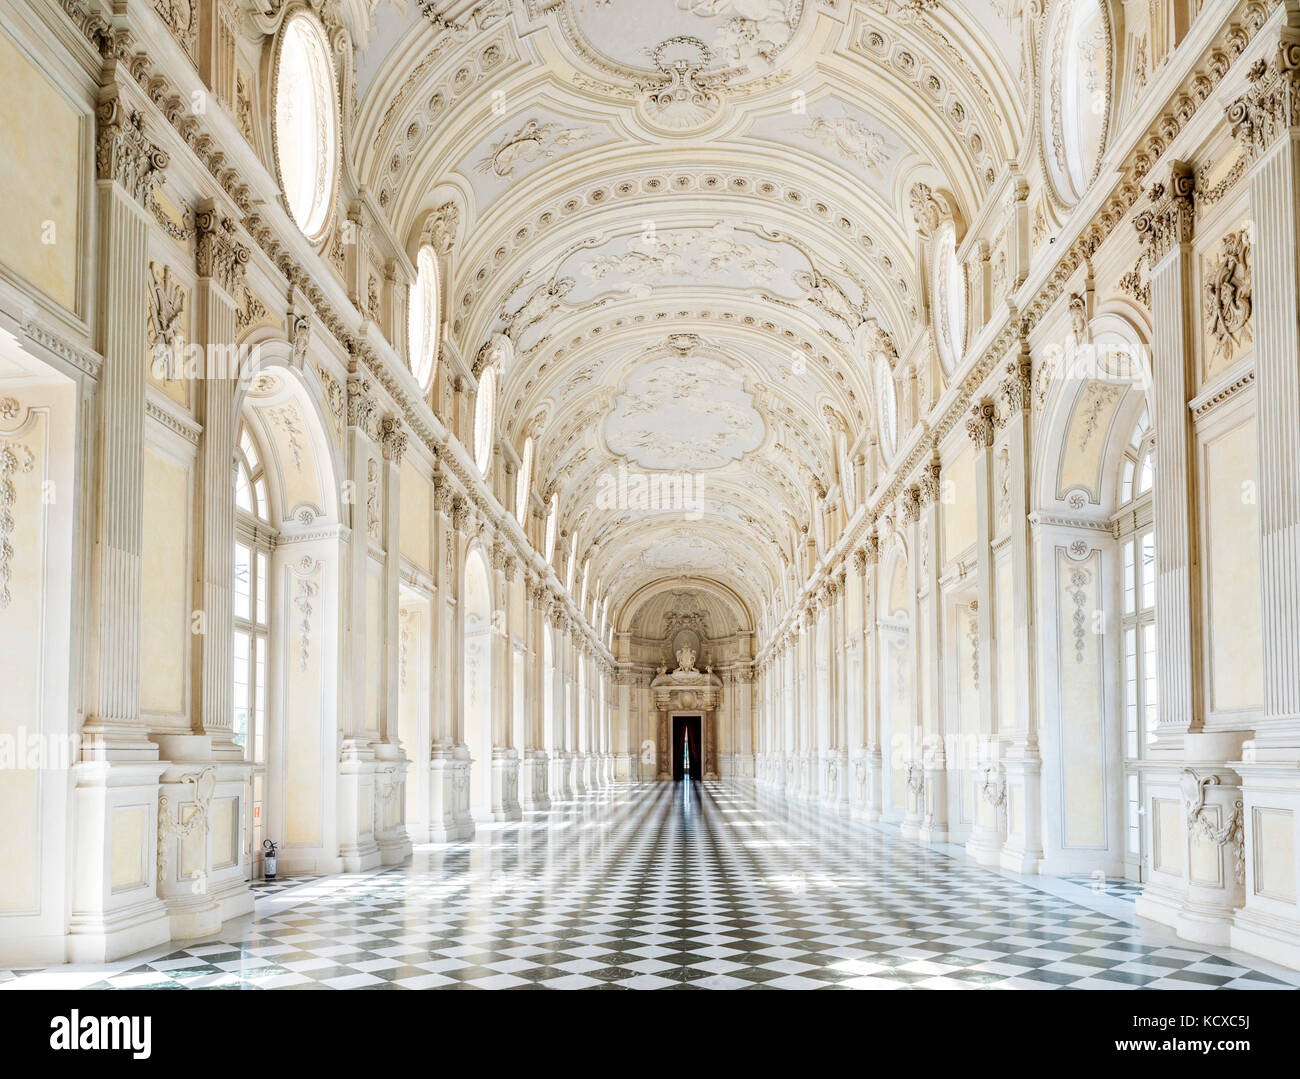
(545, 491, 558, 562)
(233, 420, 272, 766)
(235, 423, 269, 522)
(408, 245, 439, 391)
(515, 437, 533, 526)
(1115, 407, 1155, 872)
(931, 220, 966, 374)
(566, 531, 578, 593)
(876, 356, 898, 458)
(474, 366, 496, 474)
(273, 11, 338, 242)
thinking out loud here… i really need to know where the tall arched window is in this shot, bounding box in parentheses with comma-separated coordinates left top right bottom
(408, 245, 439, 391)
(1116, 407, 1155, 876)
(233, 421, 272, 766)
(273, 11, 338, 242)
(515, 437, 533, 525)
(566, 531, 578, 593)
(474, 366, 496, 475)
(545, 491, 558, 562)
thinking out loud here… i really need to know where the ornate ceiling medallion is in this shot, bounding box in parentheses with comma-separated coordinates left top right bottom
(603, 350, 764, 471)
(531, 0, 807, 133)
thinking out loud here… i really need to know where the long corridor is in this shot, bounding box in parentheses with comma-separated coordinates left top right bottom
(3, 784, 1297, 991)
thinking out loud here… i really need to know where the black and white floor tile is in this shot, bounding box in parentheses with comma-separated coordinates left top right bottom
(3, 782, 1297, 990)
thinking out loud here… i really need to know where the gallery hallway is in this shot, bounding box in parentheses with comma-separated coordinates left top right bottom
(3, 783, 1296, 992)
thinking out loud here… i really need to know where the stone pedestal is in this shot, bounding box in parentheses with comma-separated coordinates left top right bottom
(427, 748, 473, 842)
(520, 749, 551, 811)
(999, 752, 1043, 872)
(67, 759, 171, 964)
(337, 741, 383, 872)
(491, 749, 522, 822)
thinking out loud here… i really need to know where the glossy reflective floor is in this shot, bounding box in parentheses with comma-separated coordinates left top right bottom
(4, 781, 1298, 989)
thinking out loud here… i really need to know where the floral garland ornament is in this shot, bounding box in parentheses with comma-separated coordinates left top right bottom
(1179, 768, 1246, 886)
(0, 436, 36, 609)
(157, 766, 217, 876)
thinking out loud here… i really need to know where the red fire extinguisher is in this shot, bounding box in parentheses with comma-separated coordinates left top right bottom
(263, 839, 278, 880)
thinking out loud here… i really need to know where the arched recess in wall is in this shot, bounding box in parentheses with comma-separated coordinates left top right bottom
(233, 340, 343, 875)
(877, 531, 912, 822)
(1031, 309, 1151, 874)
(463, 543, 495, 819)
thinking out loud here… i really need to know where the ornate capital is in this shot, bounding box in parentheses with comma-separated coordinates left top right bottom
(965, 400, 996, 448)
(1227, 48, 1300, 166)
(900, 485, 921, 524)
(346, 375, 377, 434)
(95, 92, 168, 207)
(918, 459, 942, 506)
(194, 202, 250, 295)
(380, 415, 408, 464)
(998, 354, 1033, 420)
(451, 496, 470, 533)
(1133, 161, 1195, 263)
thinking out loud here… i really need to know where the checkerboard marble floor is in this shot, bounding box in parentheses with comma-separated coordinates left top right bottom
(4, 781, 1298, 990)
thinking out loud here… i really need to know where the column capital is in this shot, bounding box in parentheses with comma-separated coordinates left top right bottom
(998, 352, 1033, 421)
(95, 89, 168, 207)
(918, 458, 942, 506)
(965, 399, 996, 448)
(194, 200, 250, 296)
(1133, 161, 1195, 263)
(1227, 46, 1300, 168)
(380, 415, 408, 464)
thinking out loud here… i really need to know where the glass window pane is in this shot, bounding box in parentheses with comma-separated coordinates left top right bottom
(234, 543, 252, 621)
(254, 636, 267, 763)
(256, 551, 268, 626)
(235, 465, 253, 512)
(232, 629, 250, 753)
(1140, 532, 1155, 611)
(1123, 540, 1135, 615)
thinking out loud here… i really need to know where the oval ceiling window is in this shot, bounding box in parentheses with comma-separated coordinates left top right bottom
(515, 437, 533, 525)
(931, 221, 966, 374)
(474, 366, 497, 475)
(273, 11, 339, 242)
(1042, 0, 1111, 205)
(876, 355, 897, 459)
(408, 245, 439, 391)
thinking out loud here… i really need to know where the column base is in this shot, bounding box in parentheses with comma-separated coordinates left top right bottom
(66, 758, 171, 965)
(551, 751, 574, 801)
(520, 750, 551, 811)
(427, 751, 474, 842)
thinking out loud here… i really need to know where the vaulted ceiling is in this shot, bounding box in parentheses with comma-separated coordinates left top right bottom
(351, 0, 1027, 632)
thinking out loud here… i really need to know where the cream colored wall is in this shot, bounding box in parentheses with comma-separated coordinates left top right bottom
(1203, 416, 1263, 715)
(0, 406, 48, 911)
(1056, 547, 1105, 849)
(0, 30, 80, 312)
(943, 448, 976, 564)
(141, 447, 190, 717)
(399, 460, 432, 572)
